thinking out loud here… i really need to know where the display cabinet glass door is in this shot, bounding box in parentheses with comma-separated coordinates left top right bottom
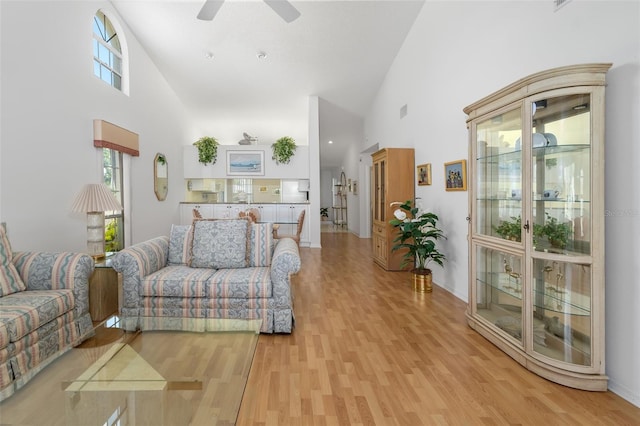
(474, 245, 524, 345)
(528, 92, 595, 367)
(474, 107, 522, 242)
(373, 158, 386, 223)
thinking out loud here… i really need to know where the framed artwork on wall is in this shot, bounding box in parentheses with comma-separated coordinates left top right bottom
(417, 163, 432, 186)
(444, 159, 467, 191)
(227, 150, 264, 175)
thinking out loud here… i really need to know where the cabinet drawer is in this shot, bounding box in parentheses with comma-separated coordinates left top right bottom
(373, 223, 386, 237)
(373, 234, 387, 263)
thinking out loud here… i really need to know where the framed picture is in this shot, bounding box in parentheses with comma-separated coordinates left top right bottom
(417, 163, 432, 186)
(227, 150, 264, 175)
(444, 159, 467, 191)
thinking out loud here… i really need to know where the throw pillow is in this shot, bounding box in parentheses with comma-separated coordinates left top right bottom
(249, 222, 273, 267)
(189, 219, 250, 269)
(0, 226, 26, 296)
(168, 224, 193, 265)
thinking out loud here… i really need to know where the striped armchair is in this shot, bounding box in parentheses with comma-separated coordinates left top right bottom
(0, 238, 94, 401)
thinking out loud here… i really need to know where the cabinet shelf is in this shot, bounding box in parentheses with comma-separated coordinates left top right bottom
(332, 172, 348, 227)
(476, 272, 590, 316)
(477, 144, 591, 161)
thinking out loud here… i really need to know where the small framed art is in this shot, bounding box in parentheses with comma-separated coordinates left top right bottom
(417, 163, 432, 186)
(444, 159, 467, 191)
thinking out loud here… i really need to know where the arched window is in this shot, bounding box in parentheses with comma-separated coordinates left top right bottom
(93, 11, 123, 90)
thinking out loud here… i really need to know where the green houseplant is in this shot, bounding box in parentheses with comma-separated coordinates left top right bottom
(389, 200, 446, 292)
(193, 136, 219, 165)
(540, 212, 572, 249)
(272, 136, 297, 164)
(494, 215, 523, 242)
(494, 213, 571, 250)
(320, 207, 329, 220)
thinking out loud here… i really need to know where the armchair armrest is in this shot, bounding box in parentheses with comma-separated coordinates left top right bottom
(270, 238, 301, 307)
(12, 252, 94, 315)
(111, 236, 169, 311)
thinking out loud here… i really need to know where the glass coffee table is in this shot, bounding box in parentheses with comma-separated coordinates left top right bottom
(0, 316, 261, 425)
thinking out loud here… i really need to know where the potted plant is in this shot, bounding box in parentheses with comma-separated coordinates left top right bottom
(193, 136, 219, 165)
(389, 200, 446, 292)
(540, 212, 572, 250)
(493, 216, 523, 242)
(320, 207, 329, 220)
(272, 136, 297, 164)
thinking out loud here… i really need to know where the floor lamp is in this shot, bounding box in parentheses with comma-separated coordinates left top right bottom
(71, 184, 123, 259)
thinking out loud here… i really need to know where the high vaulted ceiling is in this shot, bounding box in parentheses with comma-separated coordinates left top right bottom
(111, 0, 425, 167)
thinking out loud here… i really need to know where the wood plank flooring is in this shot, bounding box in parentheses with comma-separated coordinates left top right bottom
(237, 232, 640, 425)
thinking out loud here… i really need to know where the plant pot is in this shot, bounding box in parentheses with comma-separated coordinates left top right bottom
(411, 268, 432, 293)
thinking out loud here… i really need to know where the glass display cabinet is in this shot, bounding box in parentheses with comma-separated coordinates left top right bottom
(464, 64, 611, 390)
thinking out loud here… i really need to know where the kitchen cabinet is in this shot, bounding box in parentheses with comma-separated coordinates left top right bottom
(277, 204, 309, 245)
(464, 63, 610, 390)
(179, 204, 213, 225)
(252, 204, 277, 223)
(213, 204, 241, 219)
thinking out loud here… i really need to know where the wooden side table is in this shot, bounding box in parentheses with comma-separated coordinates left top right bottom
(89, 257, 118, 322)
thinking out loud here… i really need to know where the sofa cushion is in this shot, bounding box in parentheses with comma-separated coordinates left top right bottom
(168, 224, 192, 265)
(141, 265, 214, 298)
(190, 219, 250, 269)
(208, 267, 272, 299)
(0, 290, 75, 342)
(249, 222, 274, 267)
(0, 322, 8, 351)
(0, 227, 26, 297)
(139, 297, 207, 318)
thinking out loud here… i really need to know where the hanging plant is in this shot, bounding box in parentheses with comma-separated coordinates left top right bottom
(193, 136, 219, 165)
(272, 136, 297, 165)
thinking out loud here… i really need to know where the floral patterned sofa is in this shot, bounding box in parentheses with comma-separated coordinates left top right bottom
(112, 219, 301, 333)
(0, 227, 94, 401)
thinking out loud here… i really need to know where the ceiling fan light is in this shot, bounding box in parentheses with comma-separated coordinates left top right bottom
(263, 0, 301, 23)
(197, 0, 224, 21)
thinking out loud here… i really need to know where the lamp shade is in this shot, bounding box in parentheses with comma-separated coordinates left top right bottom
(71, 184, 123, 213)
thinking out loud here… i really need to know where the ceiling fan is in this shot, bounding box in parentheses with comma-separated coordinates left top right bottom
(197, 0, 301, 23)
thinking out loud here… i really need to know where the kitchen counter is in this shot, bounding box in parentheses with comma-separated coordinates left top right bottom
(179, 202, 310, 205)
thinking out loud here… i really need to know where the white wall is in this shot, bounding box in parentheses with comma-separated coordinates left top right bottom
(0, 1, 191, 250)
(365, 0, 640, 406)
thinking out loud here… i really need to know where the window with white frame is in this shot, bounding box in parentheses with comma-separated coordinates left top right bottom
(103, 148, 124, 252)
(93, 11, 122, 90)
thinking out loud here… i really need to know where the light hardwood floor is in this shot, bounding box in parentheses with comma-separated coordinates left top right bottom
(237, 232, 640, 425)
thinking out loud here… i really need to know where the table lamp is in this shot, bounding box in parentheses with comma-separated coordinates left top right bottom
(71, 183, 123, 259)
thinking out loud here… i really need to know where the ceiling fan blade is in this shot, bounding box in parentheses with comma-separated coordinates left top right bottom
(197, 0, 225, 21)
(263, 0, 301, 23)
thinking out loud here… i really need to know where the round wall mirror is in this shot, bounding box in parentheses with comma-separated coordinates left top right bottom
(154, 153, 168, 201)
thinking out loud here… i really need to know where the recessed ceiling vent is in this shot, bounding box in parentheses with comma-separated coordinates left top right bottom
(554, 0, 572, 12)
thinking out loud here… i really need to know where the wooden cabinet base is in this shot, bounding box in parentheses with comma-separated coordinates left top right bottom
(89, 266, 118, 322)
